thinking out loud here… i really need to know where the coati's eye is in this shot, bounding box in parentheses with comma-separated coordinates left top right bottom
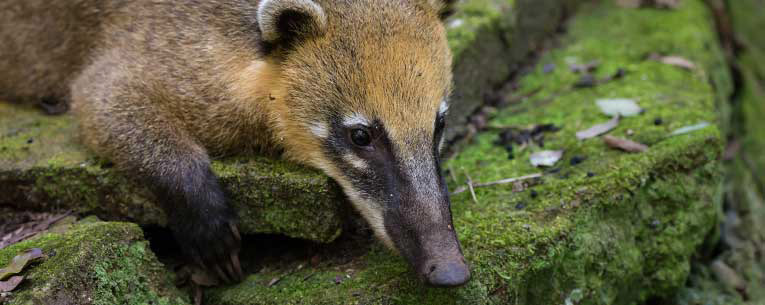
(350, 128, 372, 147)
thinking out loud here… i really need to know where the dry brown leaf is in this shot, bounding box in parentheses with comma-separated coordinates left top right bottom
(603, 135, 648, 152)
(0, 248, 44, 280)
(0, 276, 23, 292)
(0, 213, 71, 250)
(660, 56, 696, 70)
(576, 116, 620, 140)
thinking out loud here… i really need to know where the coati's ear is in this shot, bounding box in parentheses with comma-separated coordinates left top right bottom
(427, 0, 458, 19)
(257, 0, 327, 45)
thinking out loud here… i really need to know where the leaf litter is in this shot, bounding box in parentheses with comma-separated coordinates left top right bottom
(670, 122, 711, 136)
(0, 248, 46, 293)
(596, 99, 642, 117)
(603, 135, 648, 152)
(0, 248, 44, 281)
(648, 53, 696, 70)
(0, 276, 23, 293)
(576, 115, 620, 140)
(530, 150, 565, 167)
(1, 212, 73, 250)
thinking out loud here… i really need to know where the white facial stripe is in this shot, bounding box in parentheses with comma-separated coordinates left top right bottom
(339, 183, 395, 249)
(343, 113, 370, 127)
(308, 121, 329, 138)
(343, 153, 368, 170)
(439, 100, 449, 116)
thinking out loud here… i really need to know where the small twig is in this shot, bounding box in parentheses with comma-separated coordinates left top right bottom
(302, 272, 316, 282)
(267, 264, 304, 288)
(451, 173, 544, 195)
(464, 171, 479, 204)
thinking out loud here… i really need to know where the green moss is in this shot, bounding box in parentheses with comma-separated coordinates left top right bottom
(444, 0, 579, 142)
(0, 221, 188, 305)
(446, 0, 509, 59)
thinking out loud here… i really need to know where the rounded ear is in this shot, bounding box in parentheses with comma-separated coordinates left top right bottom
(427, 0, 458, 19)
(257, 0, 327, 44)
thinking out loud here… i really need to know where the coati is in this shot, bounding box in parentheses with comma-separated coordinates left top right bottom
(0, 0, 470, 286)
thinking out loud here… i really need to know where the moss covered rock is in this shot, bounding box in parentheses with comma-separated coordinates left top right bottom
(206, 0, 730, 303)
(445, 0, 580, 142)
(0, 0, 574, 244)
(0, 221, 188, 305)
(0, 107, 345, 243)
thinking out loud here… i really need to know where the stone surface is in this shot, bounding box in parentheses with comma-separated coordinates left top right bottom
(0, 220, 188, 305)
(206, 1, 731, 303)
(444, 0, 580, 142)
(0, 0, 574, 244)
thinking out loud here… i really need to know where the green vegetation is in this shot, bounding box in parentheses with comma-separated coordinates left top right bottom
(0, 221, 187, 305)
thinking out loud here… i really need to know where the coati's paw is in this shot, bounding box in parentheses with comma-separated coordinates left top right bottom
(174, 213, 243, 283)
(163, 164, 244, 283)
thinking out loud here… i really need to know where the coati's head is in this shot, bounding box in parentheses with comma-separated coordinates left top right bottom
(256, 0, 468, 286)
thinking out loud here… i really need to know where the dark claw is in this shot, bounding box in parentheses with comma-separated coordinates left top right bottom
(231, 252, 243, 280)
(230, 223, 241, 242)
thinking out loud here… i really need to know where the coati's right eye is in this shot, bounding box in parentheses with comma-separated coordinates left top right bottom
(350, 128, 372, 147)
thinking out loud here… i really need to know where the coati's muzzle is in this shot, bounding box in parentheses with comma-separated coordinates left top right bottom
(382, 157, 470, 287)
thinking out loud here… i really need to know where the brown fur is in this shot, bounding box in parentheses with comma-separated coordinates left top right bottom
(0, 0, 465, 285)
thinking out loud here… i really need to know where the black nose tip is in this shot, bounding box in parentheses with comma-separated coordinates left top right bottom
(425, 260, 471, 287)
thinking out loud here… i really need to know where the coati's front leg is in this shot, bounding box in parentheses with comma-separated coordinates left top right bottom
(70, 56, 243, 282)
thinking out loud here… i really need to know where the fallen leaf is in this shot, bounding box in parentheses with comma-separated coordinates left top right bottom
(0, 276, 23, 292)
(530, 150, 564, 167)
(0, 248, 44, 280)
(603, 135, 648, 152)
(1, 213, 71, 250)
(576, 116, 620, 140)
(660, 55, 696, 70)
(596, 99, 642, 117)
(670, 122, 711, 136)
(267, 277, 281, 287)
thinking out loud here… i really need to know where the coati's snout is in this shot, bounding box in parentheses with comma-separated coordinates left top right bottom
(381, 168, 471, 287)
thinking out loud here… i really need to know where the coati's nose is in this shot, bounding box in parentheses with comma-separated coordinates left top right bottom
(424, 258, 471, 287)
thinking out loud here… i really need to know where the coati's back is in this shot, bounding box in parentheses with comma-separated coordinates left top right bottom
(0, 0, 120, 103)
